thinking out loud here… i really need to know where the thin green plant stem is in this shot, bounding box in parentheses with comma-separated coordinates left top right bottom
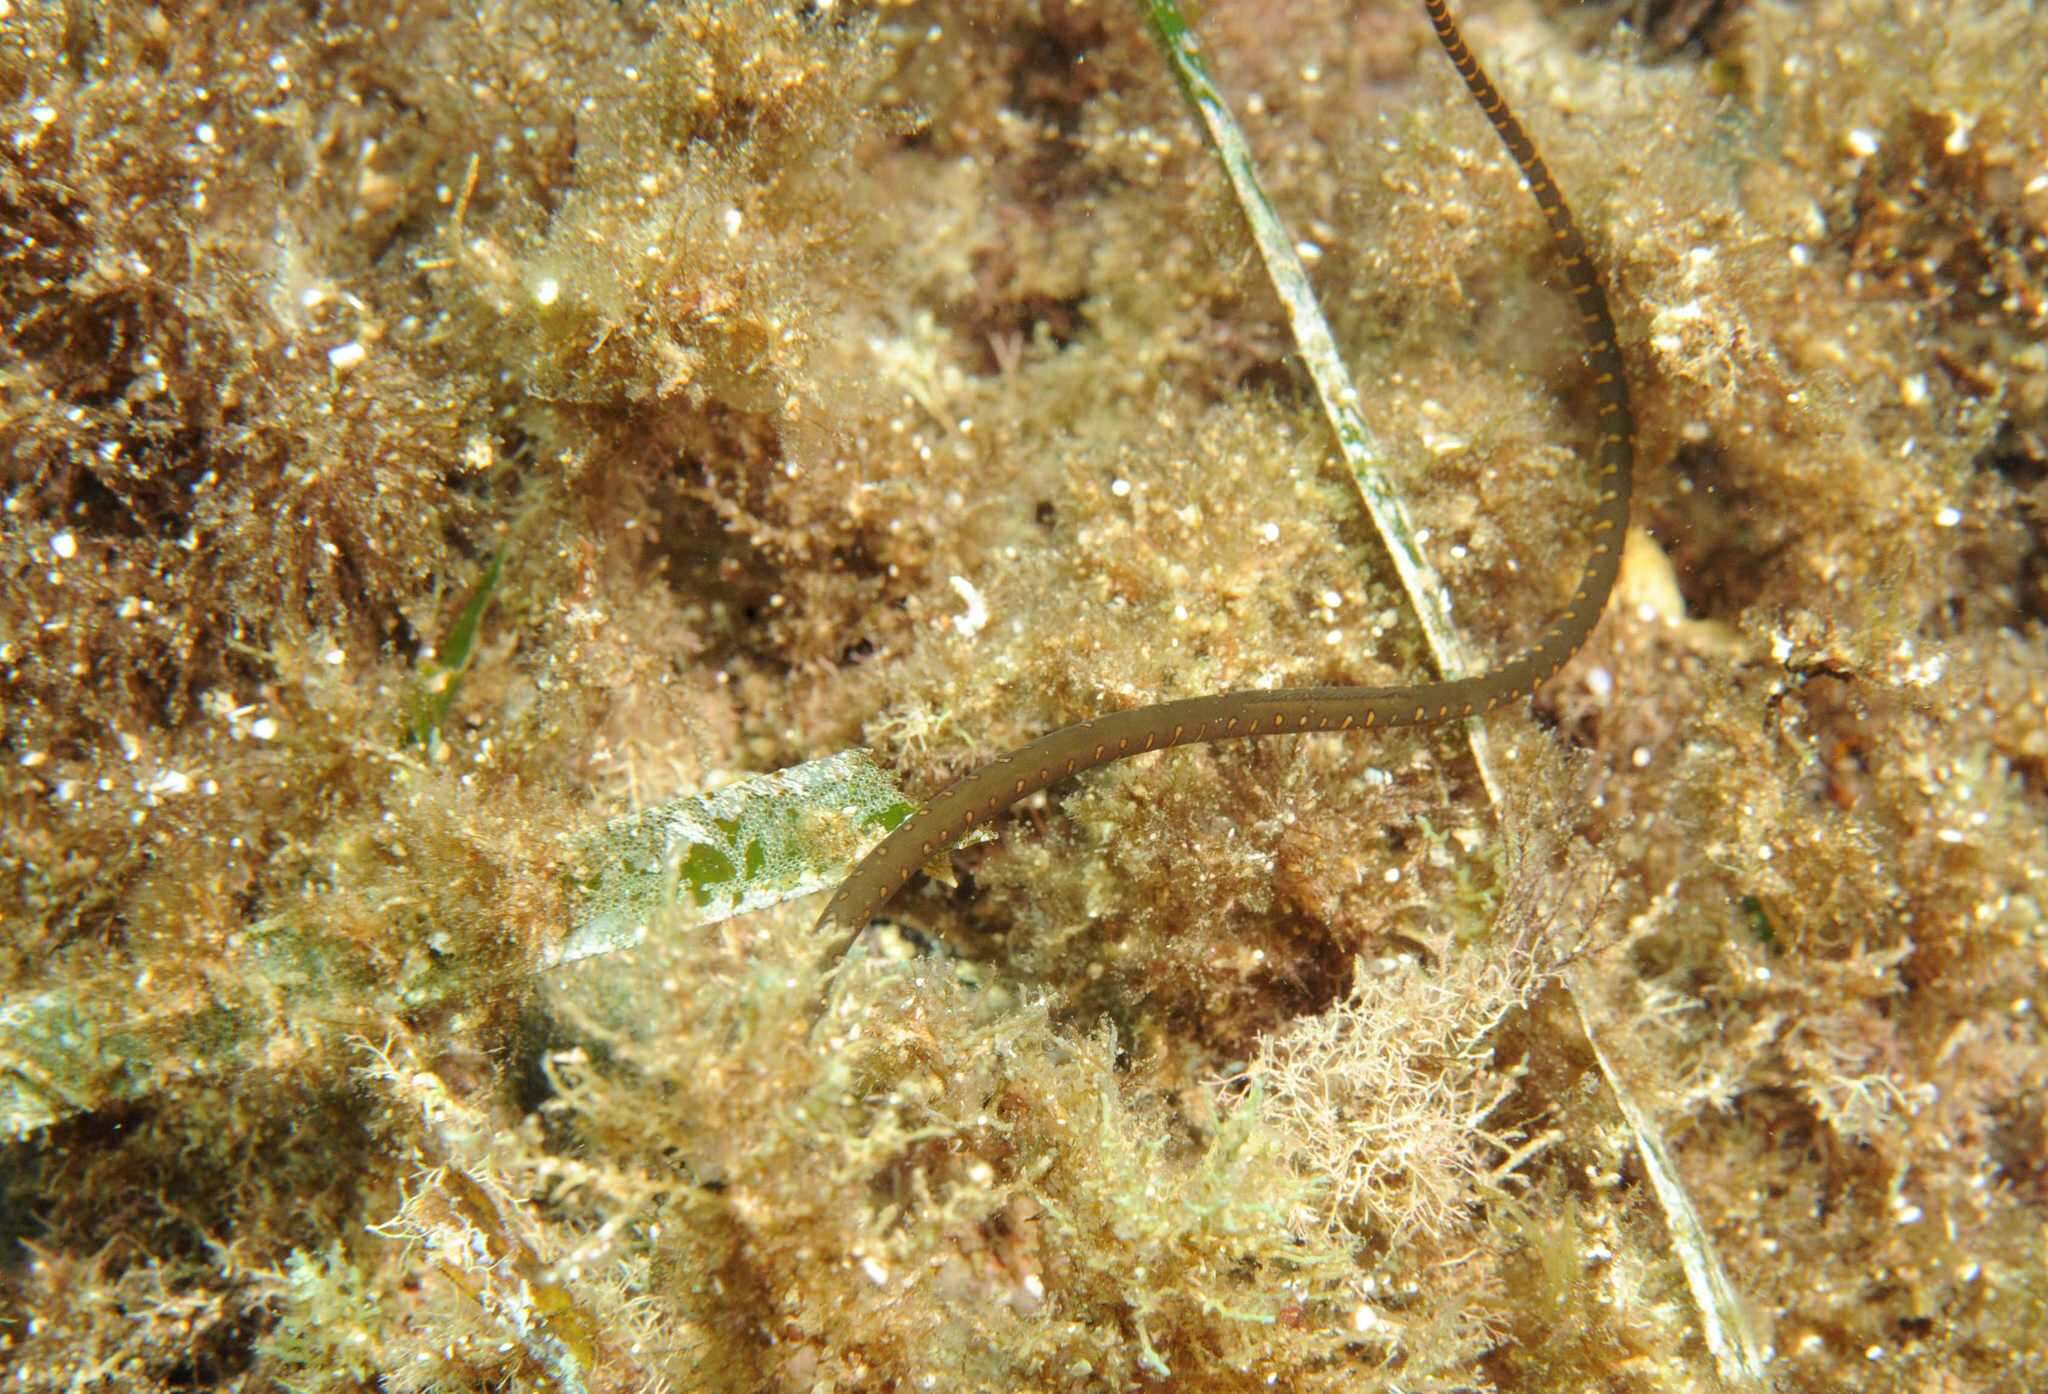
(1138, 0, 1509, 805)
(1571, 968, 1772, 1385)
(407, 549, 505, 748)
(1140, 5, 1765, 1386)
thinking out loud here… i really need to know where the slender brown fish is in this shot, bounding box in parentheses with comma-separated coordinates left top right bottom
(817, 0, 1634, 958)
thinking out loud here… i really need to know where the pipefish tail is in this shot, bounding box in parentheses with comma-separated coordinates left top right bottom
(816, 0, 1635, 959)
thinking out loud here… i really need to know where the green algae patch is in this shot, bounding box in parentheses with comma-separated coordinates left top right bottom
(0, 988, 150, 1136)
(555, 748, 913, 964)
(0, 751, 911, 1135)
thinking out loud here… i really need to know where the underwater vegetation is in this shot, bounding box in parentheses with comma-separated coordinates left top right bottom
(2, 0, 2045, 1390)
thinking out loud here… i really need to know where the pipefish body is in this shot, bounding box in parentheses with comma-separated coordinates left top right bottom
(816, 0, 1635, 958)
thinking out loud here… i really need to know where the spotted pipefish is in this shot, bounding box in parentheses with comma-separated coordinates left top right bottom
(817, 0, 1634, 957)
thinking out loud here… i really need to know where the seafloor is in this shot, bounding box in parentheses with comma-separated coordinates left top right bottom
(2, 1, 2044, 1390)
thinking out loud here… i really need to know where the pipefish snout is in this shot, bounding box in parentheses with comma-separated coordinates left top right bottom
(816, 0, 1635, 958)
